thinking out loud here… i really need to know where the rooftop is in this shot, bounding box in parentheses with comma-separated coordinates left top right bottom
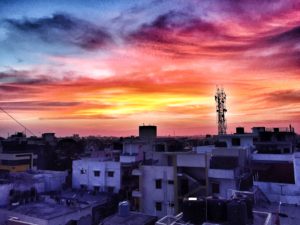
(3, 191, 110, 220)
(102, 211, 157, 225)
(156, 211, 271, 225)
(6, 202, 82, 220)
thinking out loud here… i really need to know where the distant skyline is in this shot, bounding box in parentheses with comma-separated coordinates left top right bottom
(0, 0, 299, 137)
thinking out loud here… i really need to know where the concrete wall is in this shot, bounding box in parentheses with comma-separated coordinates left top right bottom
(252, 153, 293, 162)
(0, 181, 45, 207)
(177, 154, 206, 168)
(140, 165, 174, 218)
(208, 168, 237, 179)
(293, 153, 300, 186)
(72, 160, 121, 193)
(0, 183, 13, 206)
(33, 171, 67, 192)
(209, 178, 237, 199)
(218, 135, 254, 148)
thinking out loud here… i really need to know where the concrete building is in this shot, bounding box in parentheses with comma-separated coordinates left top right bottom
(252, 126, 297, 154)
(131, 150, 210, 217)
(0, 153, 38, 172)
(252, 150, 300, 204)
(72, 159, 121, 194)
(217, 127, 256, 149)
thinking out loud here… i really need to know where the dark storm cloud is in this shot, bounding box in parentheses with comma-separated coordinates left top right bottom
(266, 26, 300, 44)
(5, 13, 113, 50)
(0, 70, 54, 85)
(128, 10, 219, 44)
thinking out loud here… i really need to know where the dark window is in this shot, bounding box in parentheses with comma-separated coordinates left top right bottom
(168, 180, 174, 185)
(94, 170, 100, 177)
(94, 186, 100, 192)
(33, 159, 38, 166)
(80, 184, 87, 190)
(232, 138, 241, 146)
(80, 169, 87, 174)
(155, 179, 162, 189)
(212, 183, 220, 194)
(107, 171, 114, 177)
(155, 202, 162, 211)
(107, 186, 114, 193)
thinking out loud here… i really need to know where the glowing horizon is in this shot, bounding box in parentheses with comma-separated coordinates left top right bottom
(0, 0, 299, 137)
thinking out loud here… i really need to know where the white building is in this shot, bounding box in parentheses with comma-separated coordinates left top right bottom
(72, 159, 121, 194)
(132, 151, 209, 218)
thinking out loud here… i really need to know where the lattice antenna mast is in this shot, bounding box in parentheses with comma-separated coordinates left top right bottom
(215, 87, 227, 135)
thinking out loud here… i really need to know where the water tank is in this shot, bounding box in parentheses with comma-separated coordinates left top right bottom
(182, 197, 206, 224)
(207, 197, 227, 222)
(236, 127, 245, 134)
(234, 194, 254, 221)
(118, 201, 130, 217)
(227, 199, 247, 225)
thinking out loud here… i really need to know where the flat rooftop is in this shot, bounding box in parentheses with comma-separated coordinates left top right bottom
(60, 190, 110, 205)
(3, 191, 110, 220)
(156, 211, 270, 225)
(7, 202, 81, 220)
(103, 211, 157, 225)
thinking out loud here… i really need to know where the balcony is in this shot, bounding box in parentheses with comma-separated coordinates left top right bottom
(208, 168, 238, 179)
(120, 155, 138, 163)
(132, 190, 142, 198)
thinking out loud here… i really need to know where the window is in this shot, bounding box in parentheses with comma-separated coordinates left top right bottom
(212, 182, 220, 194)
(94, 170, 100, 177)
(94, 186, 100, 192)
(232, 138, 241, 146)
(155, 179, 162, 189)
(168, 180, 174, 185)
(80, 168, 87, 174)
(107, 171, 114, 177)
(107, 186, 114, 193)
(155, 202, 162, 211)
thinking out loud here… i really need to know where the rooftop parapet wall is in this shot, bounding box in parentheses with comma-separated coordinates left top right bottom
(294, 153, 300, 186)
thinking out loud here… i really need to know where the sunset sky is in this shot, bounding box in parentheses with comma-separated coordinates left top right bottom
(0, 0, 299, 137)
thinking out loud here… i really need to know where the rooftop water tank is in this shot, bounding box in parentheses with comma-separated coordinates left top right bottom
(118, 201, 130, 217)
(227, 199, 247, 225)
(182, 197, 206, 224)
(207, 197, 227, 223)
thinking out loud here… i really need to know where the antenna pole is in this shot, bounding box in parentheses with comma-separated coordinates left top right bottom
(215, 87, 227, 135)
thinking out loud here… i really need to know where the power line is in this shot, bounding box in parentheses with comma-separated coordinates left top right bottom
(0, 107, 36, 136)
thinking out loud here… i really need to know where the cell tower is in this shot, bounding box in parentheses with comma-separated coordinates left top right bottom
(215, 87, 227, 135)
